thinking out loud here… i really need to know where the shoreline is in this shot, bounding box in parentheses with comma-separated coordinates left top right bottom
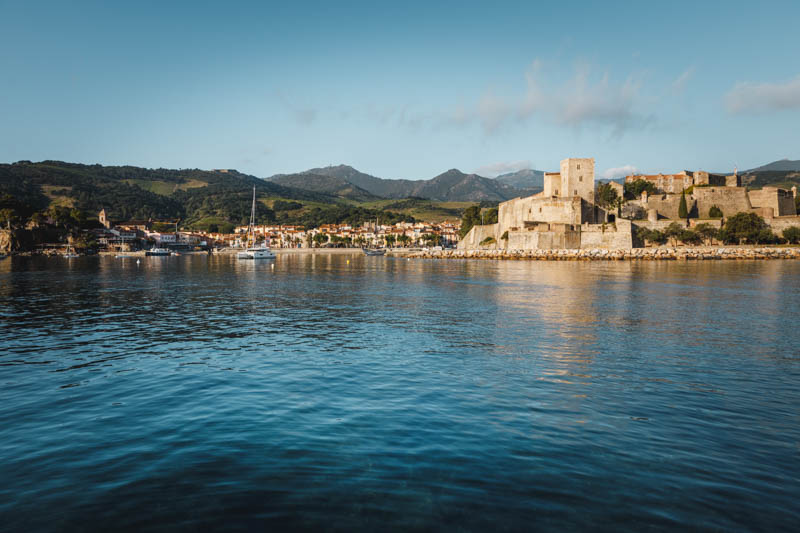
(396, 247, 800, 260)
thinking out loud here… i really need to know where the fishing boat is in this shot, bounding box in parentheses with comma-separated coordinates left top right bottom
(362, 247, 386, 256)
(145, 248, 172, 256)
(238, 186, 275, 260)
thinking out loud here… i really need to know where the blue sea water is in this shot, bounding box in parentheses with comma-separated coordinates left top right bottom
(1, 254, 799, 531)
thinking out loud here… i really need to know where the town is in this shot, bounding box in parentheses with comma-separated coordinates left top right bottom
(58, 209, 461, 254)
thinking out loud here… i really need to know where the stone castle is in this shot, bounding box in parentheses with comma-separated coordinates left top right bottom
(458, 157, 799, 251)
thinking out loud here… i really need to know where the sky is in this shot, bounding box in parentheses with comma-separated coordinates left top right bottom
(1, 0, 799, 180)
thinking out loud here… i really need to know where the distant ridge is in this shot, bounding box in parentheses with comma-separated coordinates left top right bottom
(267, 164, 525, 202)
(493, 168, 544, 195)
(745, 159, 800, 173)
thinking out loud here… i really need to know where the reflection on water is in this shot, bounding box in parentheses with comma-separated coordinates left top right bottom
(1, 254, 799, 531)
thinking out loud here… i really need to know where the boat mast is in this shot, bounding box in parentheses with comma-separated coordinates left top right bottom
(250, 186, 256, 247)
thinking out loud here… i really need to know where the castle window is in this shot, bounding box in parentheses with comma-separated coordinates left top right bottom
(579, 176, 583, 182)
(577, 164, 581, 170)
(539, 207, 542, 213)
(574, 190, 577, 195)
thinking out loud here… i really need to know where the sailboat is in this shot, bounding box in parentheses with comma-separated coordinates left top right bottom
(362, 216, 386, 255)
(237, 186, 275, 260)
(63, 243, 79, 259)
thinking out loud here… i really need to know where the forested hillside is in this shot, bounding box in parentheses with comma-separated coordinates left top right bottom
(0, 160, 415, 230)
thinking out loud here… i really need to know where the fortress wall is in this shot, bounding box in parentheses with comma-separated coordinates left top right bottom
(749, 188, 797, 216)
(457, 223, 499, 250)
(692, 187, 751, 218)
(507, 229, 579, 250)
(765, 216, 800, 232)
(643, 194, 683, 219)
(498, 195, 583, 230)
(579, 219, 634, 249)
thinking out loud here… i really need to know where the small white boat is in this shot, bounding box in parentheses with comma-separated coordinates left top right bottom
(237, 186, 275, 260)
(145, 248, 172, 256)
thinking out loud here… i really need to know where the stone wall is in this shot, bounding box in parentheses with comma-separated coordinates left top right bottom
(579, 219, 634, 249)
(749, 187, 796, 217)
(691, 187, 752, 218)
(402, 246, 800, 261)
(498, 195, 583, 230)
(765, 216, 800, 233)
(457, 223, 500, 250)
(506, 227, 580, 250)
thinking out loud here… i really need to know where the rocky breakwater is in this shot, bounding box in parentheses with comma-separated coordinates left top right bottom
(398, 247, 800, 261)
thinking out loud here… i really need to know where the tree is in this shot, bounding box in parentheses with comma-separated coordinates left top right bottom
(596, 183, 619, 208)
(695, 223, 718, 245)
(459, 205, 481, 238)
(0, 208, 17, 230)
(782, 226, 800, 244)
(312, 233, 328, 247)
(664, 222, 684, 246)
(624, 179, 656, 200)
(483, 207, 499, 225)
(723, 212, 768, 244)
(636, 227, 667, 246)
(678, 189, 688, 219)
(384, 234, 396, 248)
(708, 205, 723, 218)
(397, 234, 411, 247)
(679, 229, 703, 246)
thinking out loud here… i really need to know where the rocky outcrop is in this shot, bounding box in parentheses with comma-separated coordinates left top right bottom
(395, 247, 800, 261)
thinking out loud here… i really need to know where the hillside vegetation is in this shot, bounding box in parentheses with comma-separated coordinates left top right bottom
(0, 161, 419, 230)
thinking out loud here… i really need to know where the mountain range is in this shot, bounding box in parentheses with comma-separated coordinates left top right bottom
(745, 159, 800, 173)
(267, 165, 539, 202)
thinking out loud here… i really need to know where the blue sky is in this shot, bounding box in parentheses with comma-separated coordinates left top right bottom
(1, 1, 799, 180)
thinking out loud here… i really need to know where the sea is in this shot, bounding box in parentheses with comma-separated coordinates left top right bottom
(1, 253, 799, 531)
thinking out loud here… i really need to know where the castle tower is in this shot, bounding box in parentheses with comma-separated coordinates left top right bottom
(559, 158, 595, 203)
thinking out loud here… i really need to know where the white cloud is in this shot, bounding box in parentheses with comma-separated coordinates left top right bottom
(427, 60, 651, 137)
(602, 165, 638, 179)
(555, 69, 648, 137)
(474, 160, 532, 177)
(671, 67, 694, 93)
(725, 75, 800, 114)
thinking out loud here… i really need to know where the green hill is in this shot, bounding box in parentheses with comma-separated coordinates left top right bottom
(0, 160, 418, 231)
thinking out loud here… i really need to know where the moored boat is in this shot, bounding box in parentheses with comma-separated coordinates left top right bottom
(145, 248, 172, 256)
(362, 248, 386, 256)
(237, 186, 275, 260)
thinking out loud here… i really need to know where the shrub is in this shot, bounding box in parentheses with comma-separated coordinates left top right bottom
(479, 236, 496, 245)
(500, 231, 509, 240)
(708, 205, 723, 218)
(782, 226, 800, 244)
(755, 228, 780, 245)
